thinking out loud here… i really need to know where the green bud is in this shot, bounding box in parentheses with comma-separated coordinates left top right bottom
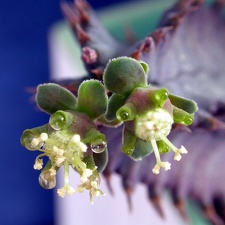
(116, 102, 137, 121)
(173, 106, 194, 125)
(149, 88, 169, 107)
(121, 127, 137, 156)
(157, 140, 170, 154)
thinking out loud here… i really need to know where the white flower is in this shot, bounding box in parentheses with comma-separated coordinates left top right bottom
(31, 133, 48, 148)
(179, 145, 188, 154)
(33, 158, 43, 170)
(152, 161, 171, 174)
(71, 134, 81, 143)
(49, 168, 56, 176)
(174, 146, 188, 161)
(80, 168, 93, 183)
(53, 146, 64, 156)
(55, 156, 66, 167)
(174, 152, 182, 161)
(40, 133, 48, 141)
(152, 164, 161, 174)
(57, 187, 67, 198)
(135, 108, 173, 142)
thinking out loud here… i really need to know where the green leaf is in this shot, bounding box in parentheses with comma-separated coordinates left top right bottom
(121, 127, 137, 156)
(139, 61, 149, 74)
(130, 139, 153, 161)
(76, 80, 107, 120)
(169, 94, 198, 114)
(84, 127, 106, 144)
(103, 57, 147, 95)
(116, 102, 137, 121)
(105, 93, 126, 121)
(173, 106, 194, 125)
(36, 83, 77, 114)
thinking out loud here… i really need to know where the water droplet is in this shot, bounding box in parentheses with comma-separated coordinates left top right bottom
(127, 150, 133, 155)
(120, 111, 129, 121)
(91, 141, 107, 153)
(49, 112, 66, 130)
(39, 170, 56, 189)
(184, 117, 193, 125)
(155, 89, 168, 106)
(21, 130, 39, 150)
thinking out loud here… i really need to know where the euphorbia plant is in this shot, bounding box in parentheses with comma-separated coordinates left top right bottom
(21, 57, 197, 202)
(21, 80, 108, 203)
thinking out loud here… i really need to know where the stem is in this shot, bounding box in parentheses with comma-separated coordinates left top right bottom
(64, 161, 70, 186)
(160, 135, 177, 152)
(151, 139, 161, 164)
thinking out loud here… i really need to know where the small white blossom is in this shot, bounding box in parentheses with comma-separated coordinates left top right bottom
(152, 161, 171, 174)
(49, 168, 56, 176)
(67, 186, 76, 195)
(31, 133, 48, 148)
(174, 152, 182, 161)
(40, 133, 48, 141)
(53, 146, 64, 156)
(135, 108, 173, 142)
(57, 187, 67, 198)
(33, 158, 43, 170)
(71, 134, 81, 143)
(179, 145, 188, 154)
(174, 146, 188, 161)
(55, 156, 66, 167)
(152, 164, 160, 174)
(79, 142, 87, 152)
(31, 138, 39, 147)
(81, 168, 93, 183)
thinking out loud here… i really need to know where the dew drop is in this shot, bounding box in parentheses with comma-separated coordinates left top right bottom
(127, 150, 133, 155)
(91, 141, 107, 153)
(39, 170, 56, 189)
(49, 112, 66, 130)
(120, 111, 129, 121)
(21, 130, 39, 150)
(155, 89, 168, 106)
(184, 117, 193, 125)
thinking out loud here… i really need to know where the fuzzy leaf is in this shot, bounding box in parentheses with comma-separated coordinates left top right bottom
(103, 57, 147, 95)
(76, 80, 107, 120)
(130, 139, 153, 161)
(36, 83, 77, 114)
(105, 93, 127, 121)
(169, 94, 198, 114)
(121, 127, 138, 156)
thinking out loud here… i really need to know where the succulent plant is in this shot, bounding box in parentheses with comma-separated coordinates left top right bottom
(21, 81, 108, 203)
(21, 0, 225, 224)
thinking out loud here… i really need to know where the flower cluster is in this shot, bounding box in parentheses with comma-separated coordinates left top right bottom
(21, 57, 197, 202)
(103, 57, 197, 173)
(21, 81, 108, 202)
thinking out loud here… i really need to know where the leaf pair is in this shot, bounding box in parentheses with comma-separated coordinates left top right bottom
(36, 80, 107, 120)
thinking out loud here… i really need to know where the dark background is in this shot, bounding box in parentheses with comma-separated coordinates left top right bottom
(0, 0, 134, 225)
